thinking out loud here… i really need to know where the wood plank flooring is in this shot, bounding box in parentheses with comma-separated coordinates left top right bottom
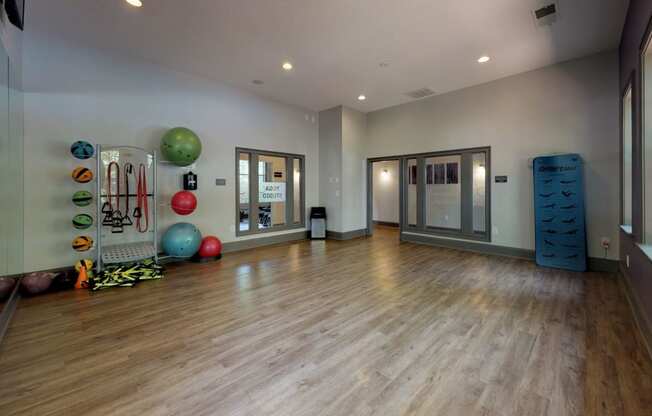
(1, 227, 651, 415)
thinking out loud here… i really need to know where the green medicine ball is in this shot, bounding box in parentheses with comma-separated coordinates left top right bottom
(72, 191, 93, 207)
(72, 214, 93, 230)
(160, 127, 202, 167)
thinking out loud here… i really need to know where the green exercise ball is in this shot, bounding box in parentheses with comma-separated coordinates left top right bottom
(160, 127, 202, 167)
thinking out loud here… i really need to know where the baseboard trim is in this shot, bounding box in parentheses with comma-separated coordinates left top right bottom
(401, 232, 619, 273)
(373, 221, 400, 228)
(587, 257, 619, 273)
(401, 232, 534, 260)
(327, 229, 368, 241)
(619, 268, 652, 360)
(222, 230, 309, 253)
(0, 278, 22, 347)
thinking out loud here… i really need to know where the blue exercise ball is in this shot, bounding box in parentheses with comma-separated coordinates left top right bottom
(162, 222, 202, 258)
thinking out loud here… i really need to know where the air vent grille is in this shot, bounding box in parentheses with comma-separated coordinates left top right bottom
(534, 4, 556, 19)
(533, 2, 558, 26)
(405, 88, 435, 99)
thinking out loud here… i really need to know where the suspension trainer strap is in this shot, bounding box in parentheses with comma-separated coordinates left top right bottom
(123, 163, 134, 226)
(106, 161, 121, 219)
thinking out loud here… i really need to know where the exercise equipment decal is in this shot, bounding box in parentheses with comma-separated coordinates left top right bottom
(533, 154, 587, 272)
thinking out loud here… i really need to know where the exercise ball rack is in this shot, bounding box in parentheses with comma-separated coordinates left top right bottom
(95, 145, 158, 273)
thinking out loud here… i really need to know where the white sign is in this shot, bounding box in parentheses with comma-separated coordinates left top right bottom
(259, 182, 286, 202)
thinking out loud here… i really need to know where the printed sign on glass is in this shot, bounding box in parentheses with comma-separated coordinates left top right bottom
(260, 182, 286, 203)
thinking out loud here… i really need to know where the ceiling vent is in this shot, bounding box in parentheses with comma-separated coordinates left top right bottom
(533, 2, 558, 27)
(405, 88, 435, 100)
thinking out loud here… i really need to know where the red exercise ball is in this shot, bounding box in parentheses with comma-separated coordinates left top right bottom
(199, 236, 222, 258)
(171, 191, 197, 215)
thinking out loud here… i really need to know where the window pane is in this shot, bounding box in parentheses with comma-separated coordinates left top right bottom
(293, 158, 301, 224)
(425, 155, 461, 229)
(407, 158, 418, 226)
(623, 86, 633, 227)
(472, 153, 487, 232)
(258, 155, 286, 229)
(238, 153, 250, 231)
(645, 39, 652, 242)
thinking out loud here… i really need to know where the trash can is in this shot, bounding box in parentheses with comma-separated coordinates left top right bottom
(310, 207, 327, 239)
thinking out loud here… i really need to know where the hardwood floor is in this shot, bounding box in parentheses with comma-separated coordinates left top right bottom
(1, 226, 651, 415)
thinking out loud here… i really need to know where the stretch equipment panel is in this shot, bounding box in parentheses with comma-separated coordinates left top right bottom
(533, 154, 586, 272)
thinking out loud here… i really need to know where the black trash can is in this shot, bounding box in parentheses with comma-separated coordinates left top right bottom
(310, 207, 327, 239)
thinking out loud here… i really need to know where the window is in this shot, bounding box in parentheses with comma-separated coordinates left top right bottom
(425, 155, 461, 230)
(238, 153, 250, 231)
(622, 83, 633, 231)
(236, 148, 305, 236)
(644, 31, 652, 243)
(472, 152, 487, 233)
(402, 147, 491, 241)
(293, 158, 302, 224)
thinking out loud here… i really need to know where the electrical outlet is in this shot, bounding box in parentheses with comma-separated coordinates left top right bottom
(600, 237, 610, 249)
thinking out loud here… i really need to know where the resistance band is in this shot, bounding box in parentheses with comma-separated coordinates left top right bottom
(136, 163, 149, 233)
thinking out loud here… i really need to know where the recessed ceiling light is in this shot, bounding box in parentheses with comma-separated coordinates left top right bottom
(477, 56, 491, 63)
(282, 62, 293, 71)
(125, 0, 143, 7)
(358, 95, 366, 101)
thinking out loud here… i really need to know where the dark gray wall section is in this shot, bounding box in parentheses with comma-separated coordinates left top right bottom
(619, 0, 652, 349)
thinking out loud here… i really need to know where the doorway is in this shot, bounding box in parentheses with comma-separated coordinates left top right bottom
(367, 159, 401, 237)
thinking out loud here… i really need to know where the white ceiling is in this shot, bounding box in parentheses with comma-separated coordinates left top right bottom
(27, 0, 628, 112)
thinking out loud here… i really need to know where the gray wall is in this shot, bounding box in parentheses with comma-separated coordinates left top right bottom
(0, 9, 23, 277)
(365, 51, 620, 259)
(318, 106, 367, 233)
(341, 107, 367, 232)
(318, 106, 343, 232)
(618, 0, 652, 348)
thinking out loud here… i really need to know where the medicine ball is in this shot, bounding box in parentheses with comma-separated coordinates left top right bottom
(21, 273, 55, 296)
(72, 236, 93, 252)
(72, 214, 93, 230)
(74, 259, 94, 272)
(70, 140, 95, 160)
(72, 167, 93, 183)
(171, 191, 197, 215)
(72, 190, 93, 206)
